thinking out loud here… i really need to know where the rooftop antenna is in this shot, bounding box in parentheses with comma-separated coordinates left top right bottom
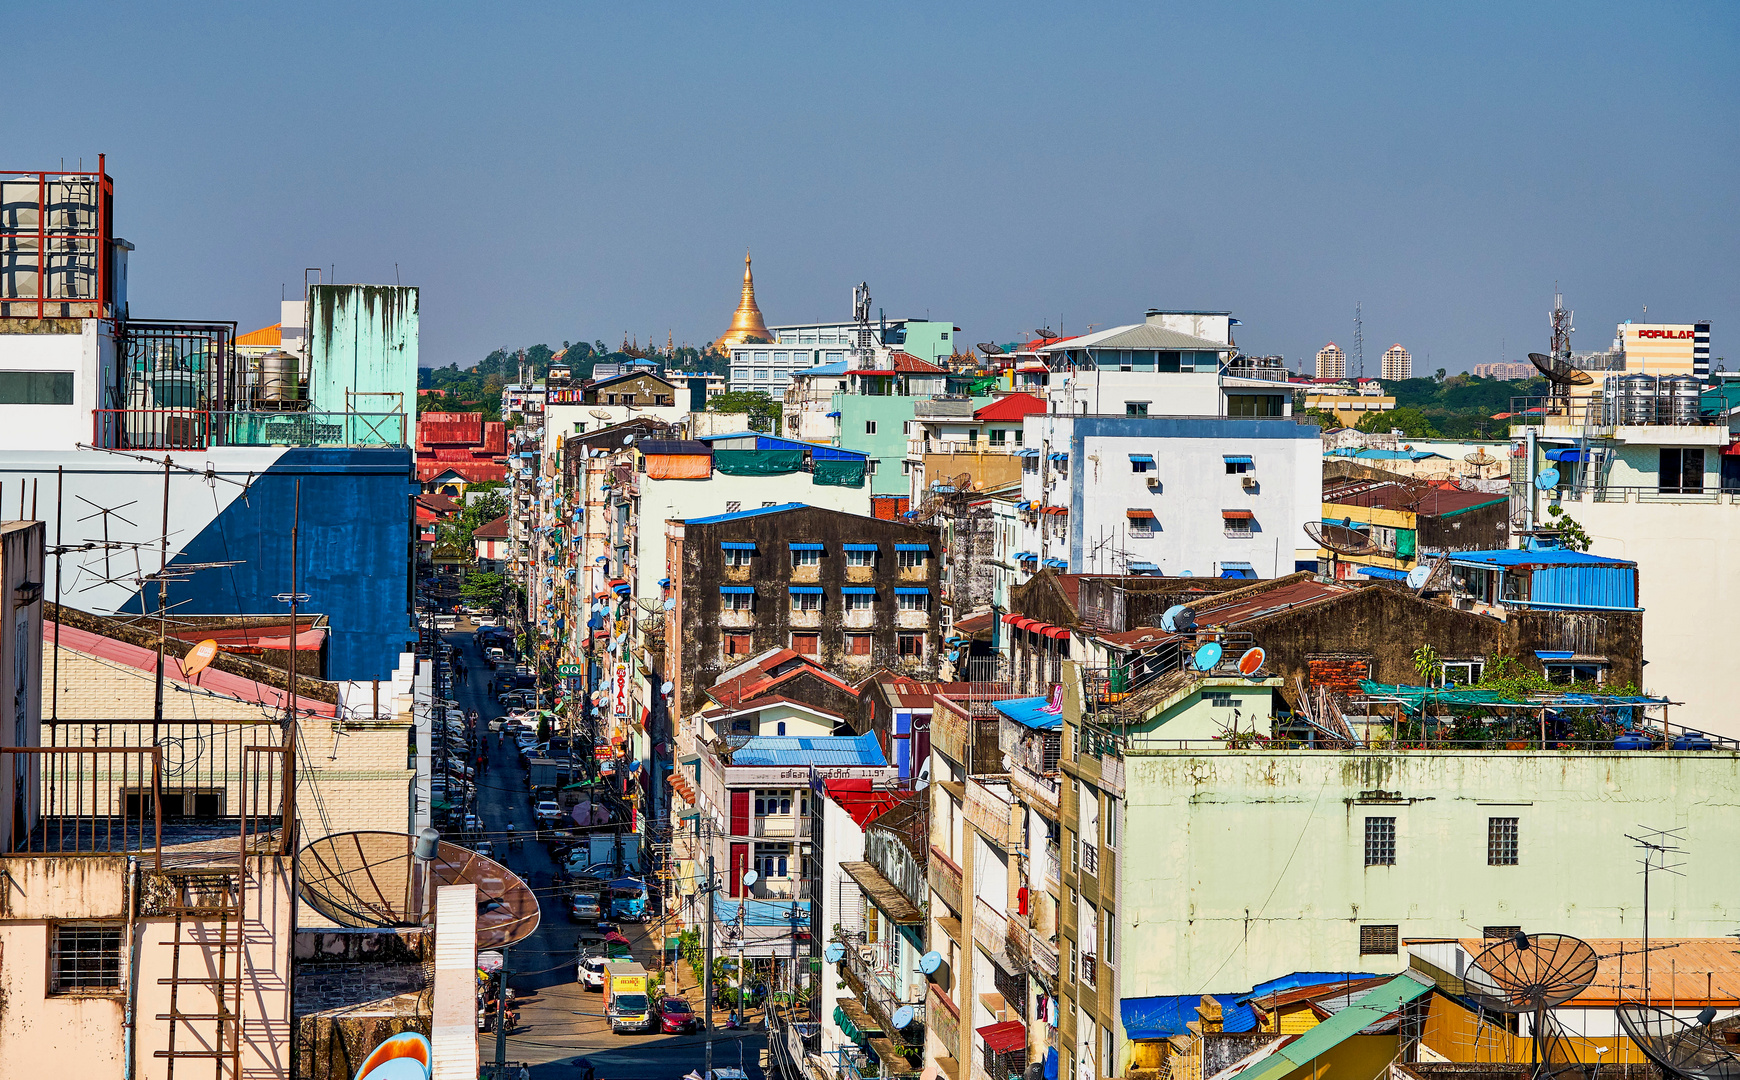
(1626, 825, 1687, 1004)
(1464, 932, 1599, 1080)
(1531, 288, 1592, 410)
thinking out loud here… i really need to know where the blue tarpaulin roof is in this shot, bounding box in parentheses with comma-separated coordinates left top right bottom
(733, 732, 888, 768)
(1121, 972, 1382, 1040)
(994, 695, 1063, 730)
(1449, 547, 1634, 568)
(1357, 566, 1409, 580)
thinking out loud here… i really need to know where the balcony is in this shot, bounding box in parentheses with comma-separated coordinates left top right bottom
(928, 983, 961, 1060)
(963, 779, 1019, 850)
(1006, 762, 1059, 819)
(1042, 842, 1061, 890)
(930, 845, 964, 914)
(835, 930, 925, 1048)
(1027, 926, 1059, 979)
(751, 814, 811, 839)
(972, 896, 1008, 960)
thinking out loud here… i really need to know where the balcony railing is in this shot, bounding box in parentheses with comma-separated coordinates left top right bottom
(835, 929, 924, 1047)
(1006, 761, 1059, 816)
(972, 896, 1007, 960)
(95, 408, 411, 450)
(963, 779, 1019, 850)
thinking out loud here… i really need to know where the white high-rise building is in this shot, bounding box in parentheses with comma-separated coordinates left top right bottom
(1382, 342, 1412, 380)
(1315, 342, 1346, 379)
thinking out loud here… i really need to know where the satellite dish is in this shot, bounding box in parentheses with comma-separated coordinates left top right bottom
(1405, 564, 1432, 590)
(1160, 605, 1195, 633)
(663, 597, 676, 611)
(1193, 642, 1222, 671)
(1464, 449, 1498, 467)
(892, 1005, 916, 1030)
(919, 950, 944, 975)
(1535, 468, 1561, 490)
(1179, 570, 1193, 577)
(183, 639, 220, 679)
(1618, 1003, 1740, 1080)
(1303, 519, 1378, 555)
(661, 680, 675, 695)
(1529, 352, 1594, 387)
(1464, 933, 1599, 1080)
(824, 943, 846, 964)
(623, 434, 636, 445)
(590, 409, 612, 420)
(1236, 647, 1265, 677)
(354, 1033, 432, 1080)
(976, 342, 1005, 356)
(296, 831, 541, 948)
(741, 869, 759, 887)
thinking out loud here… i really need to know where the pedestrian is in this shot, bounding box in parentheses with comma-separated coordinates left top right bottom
(574, 1057, 596, 1080)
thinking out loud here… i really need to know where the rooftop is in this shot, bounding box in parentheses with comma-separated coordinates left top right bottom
(1036, 322, 1229, 354)
(680, 502, 811, 526)
(1322, 482, 1508, 517)
(974, 393, 1048, 421)
(731, 732, 888, 768)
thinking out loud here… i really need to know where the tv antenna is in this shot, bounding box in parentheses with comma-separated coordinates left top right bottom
(1353, 301, 1364, 381)
(1463, 931, 1599, 1080)
(1531, 290, 1593, 409)
(1626, 825, 1687, 1003)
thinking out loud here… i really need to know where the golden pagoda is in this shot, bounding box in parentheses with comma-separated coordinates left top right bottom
(712, 251, 773, 351)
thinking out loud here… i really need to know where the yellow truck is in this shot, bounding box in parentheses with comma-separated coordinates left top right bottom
(604, 961, 653, 1034)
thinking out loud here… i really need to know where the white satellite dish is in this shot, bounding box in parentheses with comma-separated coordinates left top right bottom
(624, 434, 636, 445)
(741, 869, 759, 887)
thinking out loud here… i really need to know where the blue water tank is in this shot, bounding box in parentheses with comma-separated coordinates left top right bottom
(1613, 734, 1653, 751)
(1672, 734, 1714, 751)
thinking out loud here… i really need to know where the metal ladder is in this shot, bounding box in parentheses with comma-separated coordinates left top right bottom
(155, 868, 247, 1079)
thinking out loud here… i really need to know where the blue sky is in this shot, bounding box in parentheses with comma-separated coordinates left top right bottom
(9, 2, 1736, 372)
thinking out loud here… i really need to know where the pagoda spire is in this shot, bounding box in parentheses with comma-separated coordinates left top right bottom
(713, 250, 773, 351)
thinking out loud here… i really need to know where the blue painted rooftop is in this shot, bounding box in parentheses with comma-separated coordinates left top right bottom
(1122, 972, 1381, 1039)
(732, 732, 888, 767)
(682, 502, 810, 526)
(994, 696, 1063, 731)
(797, 361, 849, 376)
(1449, 547, 1634, 568)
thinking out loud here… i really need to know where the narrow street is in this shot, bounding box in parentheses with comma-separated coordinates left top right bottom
(444, 626, 769, 1078)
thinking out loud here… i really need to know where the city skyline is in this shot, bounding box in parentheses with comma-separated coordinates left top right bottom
(6, 2, 1733, 373)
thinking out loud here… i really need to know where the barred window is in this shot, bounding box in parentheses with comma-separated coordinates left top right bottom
(1483, 925, 1522, 941)
(1359, 925, 1399, 956)
(51, 924, 122, 992)
(1365, 816, 1396, 866)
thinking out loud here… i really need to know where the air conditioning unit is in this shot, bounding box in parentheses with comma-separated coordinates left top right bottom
(1242, 475, 1259, 491)
(1146, 476, 1162, 492)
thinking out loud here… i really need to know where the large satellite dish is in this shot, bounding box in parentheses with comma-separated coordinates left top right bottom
(1528, 352, 1594, 388)
(297, 831, 541, 948)
(1618, 1003, 1740, 1080)
(1464, 932, 1598, 1080)
(1464, 449, 1499, 467)
(976, 342, 1005, 356)
(1303, 519, 1377, 556)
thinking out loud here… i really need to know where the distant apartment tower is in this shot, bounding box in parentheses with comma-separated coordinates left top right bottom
(1471, 362, 1535, 380)
(1382, 343, 1412, 380)
(1315, 342, 1346, 379)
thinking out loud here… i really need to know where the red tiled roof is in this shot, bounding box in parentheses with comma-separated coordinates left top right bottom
(471, 514, 510, 540)
(973, 393, 1047, 421)
(848, 352, 947, 375)
(417, 460, 507, 484)
(707, 649, 859, 710)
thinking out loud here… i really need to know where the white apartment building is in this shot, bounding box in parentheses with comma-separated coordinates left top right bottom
(1315, 342, 1347, 379)
(1381, 342, 1412, 380)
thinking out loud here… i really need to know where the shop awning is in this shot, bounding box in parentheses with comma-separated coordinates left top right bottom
(1042, 626, 1071, 640)
(978, 1020, 1027, 1054)
(720, 586, 755, 595)
(1222, 509, 1255, 520)
(1002, 613, 1021, 625)
(1126, 508, 1155, 520)
(721, 542, 756, 551)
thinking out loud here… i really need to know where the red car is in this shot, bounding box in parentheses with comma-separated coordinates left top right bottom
(658, 996, 696, 1034)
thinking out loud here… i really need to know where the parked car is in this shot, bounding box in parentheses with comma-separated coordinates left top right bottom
(578, 955, 608, 990)
(535, 800, 563, 825)
(568, 892, 601, 923)
(658, 996, 696, 1034)
(488, 716, 511, 732)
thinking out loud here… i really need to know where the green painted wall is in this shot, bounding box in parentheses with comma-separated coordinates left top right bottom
(308, 284, 419, 443)
(833, 394, 993, 496)
(893, 320, 958, 364)
(1118, 749, 1740, 997)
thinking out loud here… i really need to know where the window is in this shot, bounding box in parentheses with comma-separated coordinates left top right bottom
(902, 461, 912, 475)
(844, 591, 873, 611)
(845, 548, 875, 567)
(1488, 817, 1519, 865)
(1224, 459, 1252, 475)
(725, 501, 742, 514)
(1224, 516, 1253, 538)
(573, 422, 588, 433)
(754, 790, 794, 816)
(50, 924, 122, 992)
(1205, 691, 1233, 708)
(990, 429, 1007, 446)
(1359, 925, 1399, 956)
(757, 842, 792, 879)
(1104, 798, 1117, 850)
(897, 549, 927, 568)
(1660, 448, 1705, 494)
(897, 592, 928, 612)
(1441, 660, 1483, 686)
(897, 632, 925, 657)
(1129, 518, 1153, 537)
(1129, 456, 1153, 474)
(1124, 402, 1149, 417)
(844, 632, 872, 655)
(753, 370, 768, 381)
(865, 420, 877, 435)
(1365, 817, 1397, 866)
(725, 548, 753, 567)
(864, 459, 878, 476)
(791, 548, 821, 567)
(1226, 394, 1284, 417)
(792, 632, 819, 656)
(724, 633, 753, 656)
(1483, 925, 1522, 940)
(792, 591, 821, 612)
(725, 591, 754, 611)
(1545, 662, 1605, 685)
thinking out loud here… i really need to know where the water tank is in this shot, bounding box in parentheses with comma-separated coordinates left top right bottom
(1661, 375, 1701, 425)
(1613, 733, 1653, 751)
(1672, 733, 1714, 751)
(1618, 374, 1658, 426)
(257, 349, 301, 405)
(1601, 375, 1627, 425)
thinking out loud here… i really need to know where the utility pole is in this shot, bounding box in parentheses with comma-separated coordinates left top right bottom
(704, 855, 717, 1080)
(494, 958, 510, 1077)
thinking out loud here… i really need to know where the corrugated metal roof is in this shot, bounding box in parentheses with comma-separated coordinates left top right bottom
(1531, 564, 1638, 609)
(1036, 322, 1229, 353)
(1448, 547, 1634, 568)
(731, 732, 888, 767)
(994, 696, 1062, 731)
(1231, 973, 1434, 1080)
(682, 502, 809, 525)
(1121, 972, 1382, 1040)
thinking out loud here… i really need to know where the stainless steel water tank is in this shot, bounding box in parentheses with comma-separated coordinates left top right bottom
(258, 350, 300, 403)
(1661, 375, 1701, 425)
(1618, 374, 1658, 425)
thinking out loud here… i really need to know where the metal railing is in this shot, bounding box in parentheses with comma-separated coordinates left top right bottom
(92, 408, 407, 449)
(834, 929, 925, 1047)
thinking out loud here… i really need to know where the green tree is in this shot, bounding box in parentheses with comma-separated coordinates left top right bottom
(1356, 405, 1439, 438)
(707, 390, 783, 433)
(460, 570, 506, 611)
(1543, 503, 1593, 552)
(1297, 408, 1344, 431)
